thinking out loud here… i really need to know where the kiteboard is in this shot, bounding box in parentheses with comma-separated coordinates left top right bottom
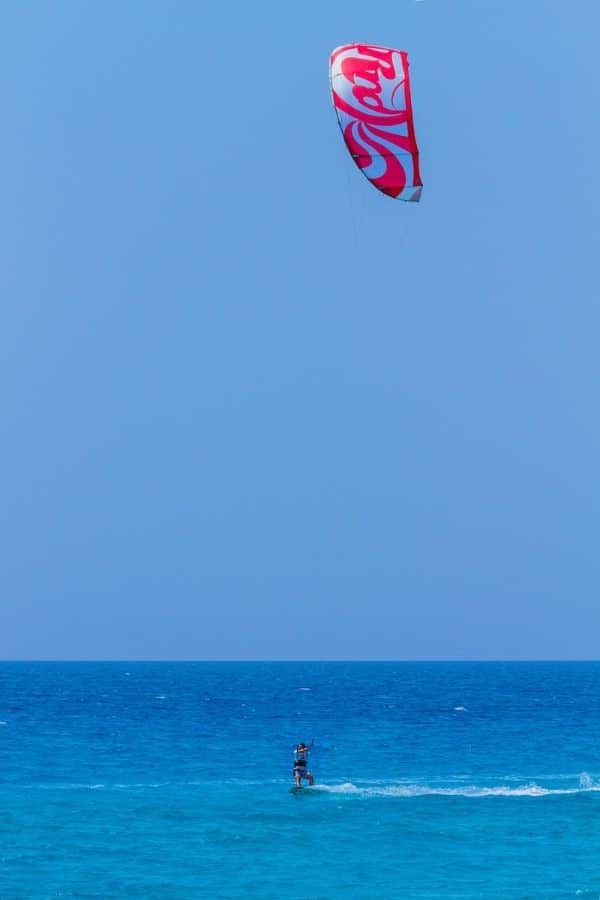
(290, 785, 316, 795)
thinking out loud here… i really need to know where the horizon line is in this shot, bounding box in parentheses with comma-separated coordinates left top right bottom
(0, 658, 598, 664)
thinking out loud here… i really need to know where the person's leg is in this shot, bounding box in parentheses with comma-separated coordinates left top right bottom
(294, 768, 301, 787)
(307, 770, 315, 786)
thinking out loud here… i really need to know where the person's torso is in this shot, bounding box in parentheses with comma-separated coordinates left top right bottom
(294, 749, 309, 766)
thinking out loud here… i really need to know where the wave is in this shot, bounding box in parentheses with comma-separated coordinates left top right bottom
(20, 782, 169, 791)
(22, 783, 108, 791)
(313, 774, 600, 799)
(11, 773, 600, 797)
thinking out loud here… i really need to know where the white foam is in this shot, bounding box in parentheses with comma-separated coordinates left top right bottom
(453, 706, 467, 712)
(41, 783, 107, 790)
(313, 777, 600, 799)
(114, 782, 168, 789)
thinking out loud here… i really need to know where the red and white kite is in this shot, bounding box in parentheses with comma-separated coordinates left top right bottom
(330, 44, 422, 201)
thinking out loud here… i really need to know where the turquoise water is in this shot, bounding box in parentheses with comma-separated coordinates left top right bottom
(2, 662, 600, 897)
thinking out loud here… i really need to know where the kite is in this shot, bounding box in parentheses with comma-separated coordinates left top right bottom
(329, 43, 422, 201)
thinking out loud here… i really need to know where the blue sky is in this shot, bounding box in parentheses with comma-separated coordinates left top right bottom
(2, 0, 599, 659)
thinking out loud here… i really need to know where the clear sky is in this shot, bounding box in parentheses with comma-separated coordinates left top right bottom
(2, 0, 599, 660)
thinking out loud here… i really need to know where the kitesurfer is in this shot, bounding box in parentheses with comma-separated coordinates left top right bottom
(293, 742, 314, 787)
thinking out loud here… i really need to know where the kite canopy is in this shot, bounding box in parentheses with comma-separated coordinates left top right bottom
(329, 44, 422, 201)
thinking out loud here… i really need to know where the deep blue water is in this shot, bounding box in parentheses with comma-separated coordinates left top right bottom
(1, 662, 600, 898)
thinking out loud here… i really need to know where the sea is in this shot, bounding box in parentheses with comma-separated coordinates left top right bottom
(1, 662, 600, 898)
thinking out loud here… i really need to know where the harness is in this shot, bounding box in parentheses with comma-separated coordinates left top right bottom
(293, 748, 309, 771)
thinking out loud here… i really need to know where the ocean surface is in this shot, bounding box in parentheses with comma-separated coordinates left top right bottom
(1, 662, 600, 898)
